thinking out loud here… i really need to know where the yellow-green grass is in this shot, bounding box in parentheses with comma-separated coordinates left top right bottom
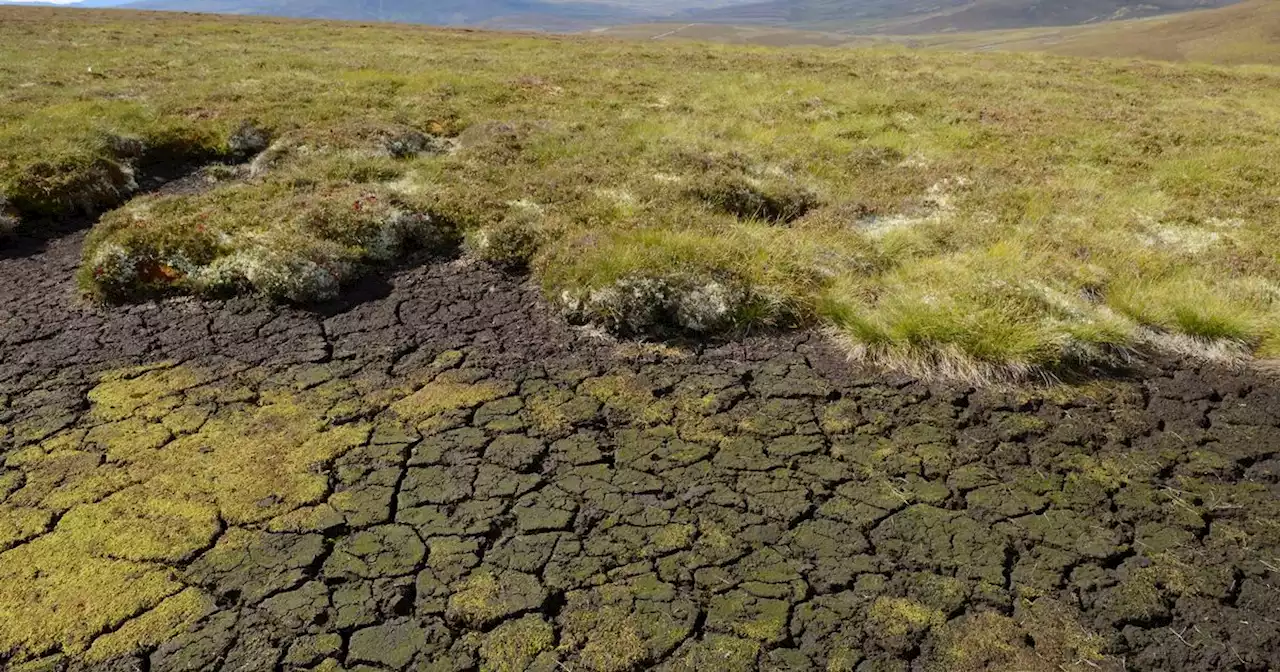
(3, 6, 1280, 380)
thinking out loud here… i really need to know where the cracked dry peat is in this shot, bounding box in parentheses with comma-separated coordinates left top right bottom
(2, 229, 1279, 671)
(5, 8, 1280, 382)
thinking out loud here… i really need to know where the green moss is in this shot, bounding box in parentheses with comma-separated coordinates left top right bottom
(667, 635, 760, 671)
(820, 399, 862, 434)
(708, 591, 790, 643)
(826, 645, 863, 672)
(559, 579, 695, 672)
(446, 569, 546, 628)
(1108, 553, 1204, 622)
(448, 570, 500, 626)
(0, 364, 372, 664)
(0, 506, 52, 551)
(582, 375, 673, 426)
(650, 523, 696, 554)
(160, 388, 370, 524)
(87, 363, 205, 423)
(82, 588, 213, 663)
(564, 606, 647, 672)
(431, 349, 466, 371)
(866, 597, 945, 639)
(1008, 598, 1107, 665)
(391, 380, 509, 430)
(0, 534, 190, 661)
(85, 417, 172, 459)
(523, 388, 575, 435)
(54, 485, 220, 563)
(479, 614, 555, 672)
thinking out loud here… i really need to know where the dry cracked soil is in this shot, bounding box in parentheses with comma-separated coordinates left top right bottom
(1, 224, 1278, 672)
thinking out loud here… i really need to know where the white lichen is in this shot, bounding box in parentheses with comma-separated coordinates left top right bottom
(194, 248, 345, 302)
(1141, 225, 1223, 253)
(87, 242, 140, 291)
(362, 210, 438, 262)
(675, 282, 735, 332)
(506, 199, 545, 216)
(856, 176, 970, 237)
(560, 274, 747, 334)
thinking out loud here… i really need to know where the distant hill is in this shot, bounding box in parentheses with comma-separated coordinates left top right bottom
(600, 0, 1280, 66)
(907, 0, 1280, 64)
(680, 0, 1245, 33)
(119, 0, 647, 29)
(116, 0, 770, 30)
(0, 0, 131, 6)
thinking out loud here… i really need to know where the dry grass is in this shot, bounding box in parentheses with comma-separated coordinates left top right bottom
(3, 6, 1280, 379)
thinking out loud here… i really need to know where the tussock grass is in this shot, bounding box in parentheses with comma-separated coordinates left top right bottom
(3, 6, 1280, 379)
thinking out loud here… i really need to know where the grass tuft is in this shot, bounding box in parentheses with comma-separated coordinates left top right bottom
(688, 170, 821, 224)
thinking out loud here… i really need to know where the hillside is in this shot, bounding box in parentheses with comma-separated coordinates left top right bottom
(119, 0, 646, 30)
(600, 0, 1280, 64)
(113, 0, 764, 30)
(909, 0, 1280, 64)
(588, 21, 866, 46)
(680, 0, 1243, 32)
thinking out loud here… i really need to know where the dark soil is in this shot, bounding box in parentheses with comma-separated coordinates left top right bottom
(1, 231, 1277, 672)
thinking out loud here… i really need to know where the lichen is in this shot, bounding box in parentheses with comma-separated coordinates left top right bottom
(559, 274, 752, 336)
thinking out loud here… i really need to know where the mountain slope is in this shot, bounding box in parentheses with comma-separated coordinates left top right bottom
(682, 0, 1244, 33)
(909, 0, 1280, 64)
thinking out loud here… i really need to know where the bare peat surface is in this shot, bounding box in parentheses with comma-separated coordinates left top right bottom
(1, 231, 1278, 672)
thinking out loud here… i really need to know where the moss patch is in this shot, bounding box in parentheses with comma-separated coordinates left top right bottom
(866, 596, 945, 639)
(582, 375, 673, 426)
(479, 614, 555, 672)
(82, 588, 213, 664)
(446, 569, 547, 628)
(559, 579, 696, 672)
(0, 534, 190, 662)
(0, 364, 371, 663)
(391, 380, 510, 432)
